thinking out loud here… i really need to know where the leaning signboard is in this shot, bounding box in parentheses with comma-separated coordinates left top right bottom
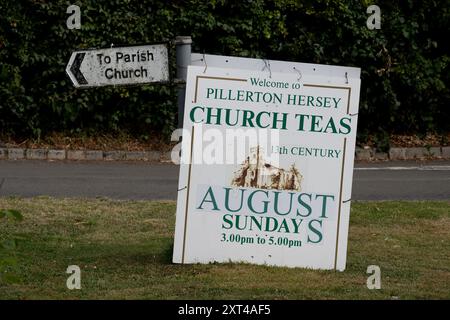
(66, 43, 169, 88)
(173, 64, 360, 271)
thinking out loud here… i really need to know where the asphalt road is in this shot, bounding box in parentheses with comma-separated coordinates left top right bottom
(0, 160, 449, 200)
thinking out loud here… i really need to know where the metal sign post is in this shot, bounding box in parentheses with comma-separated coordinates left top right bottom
(175, 36, 192, 128)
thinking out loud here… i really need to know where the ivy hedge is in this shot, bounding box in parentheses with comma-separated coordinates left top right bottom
(1, 0, 449, 141)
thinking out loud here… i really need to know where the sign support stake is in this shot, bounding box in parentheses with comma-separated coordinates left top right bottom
(181, 125, 195, 263)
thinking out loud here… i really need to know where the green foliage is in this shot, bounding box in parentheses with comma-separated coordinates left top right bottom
(0, 209, 24, 284)
(0, 0, 449, 138)
(0, 209, 23, 221)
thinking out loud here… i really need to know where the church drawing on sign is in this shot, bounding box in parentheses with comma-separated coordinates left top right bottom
(231, 146, 303, 191)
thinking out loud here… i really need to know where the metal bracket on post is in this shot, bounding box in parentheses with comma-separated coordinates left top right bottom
(175, 36, 192, 128)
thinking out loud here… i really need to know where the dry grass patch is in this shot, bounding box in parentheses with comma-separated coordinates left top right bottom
(0, 198, 448, 299)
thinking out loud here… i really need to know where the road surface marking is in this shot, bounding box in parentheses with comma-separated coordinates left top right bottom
(355, 166, 450, 171)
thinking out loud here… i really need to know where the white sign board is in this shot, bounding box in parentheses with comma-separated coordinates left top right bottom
(173, 64, 360, 271)
(66, 44, 169, 87)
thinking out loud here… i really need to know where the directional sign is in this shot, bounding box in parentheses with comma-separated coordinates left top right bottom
(66, 44, 169, 87)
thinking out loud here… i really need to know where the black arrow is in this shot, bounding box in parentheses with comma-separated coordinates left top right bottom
(70, 52, 88, 85)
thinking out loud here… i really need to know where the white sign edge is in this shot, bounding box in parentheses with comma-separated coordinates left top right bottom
(191, 53, 361, 80)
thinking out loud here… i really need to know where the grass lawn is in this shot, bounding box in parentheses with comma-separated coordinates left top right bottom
(0, 197, 449, 299)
